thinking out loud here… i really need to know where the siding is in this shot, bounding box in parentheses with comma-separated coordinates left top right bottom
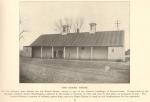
(79, 47, 91, 59)
(108, 47, 125, 60)
(93, 47, 108, 59)
(31, 46, 125, 60)
(22, 47, 32, 57)
(65, 47, 77, 59)
(42, 47, 52, 58)
(65, 46, 108, 59)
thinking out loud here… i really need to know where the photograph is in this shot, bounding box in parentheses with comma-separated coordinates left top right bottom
(19, 1, 130, 83)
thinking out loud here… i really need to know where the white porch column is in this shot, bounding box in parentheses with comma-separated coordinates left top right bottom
(52, 46, 54, 58)
(41, 46, 43, 59)
(90, 46, 93, 59)
(64, 47, 66, 59)
(76, 47, 79, 59)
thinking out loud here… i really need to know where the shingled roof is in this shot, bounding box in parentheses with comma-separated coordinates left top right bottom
(30, 30, 124, 47)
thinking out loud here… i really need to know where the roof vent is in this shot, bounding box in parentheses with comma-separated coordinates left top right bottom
(89, 23, 97, 34)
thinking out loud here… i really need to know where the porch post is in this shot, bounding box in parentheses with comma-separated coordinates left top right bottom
(90, 46, 93, 59)
(64, 47, 66, 59)
(76, 47, 79, 59)
(52, 46, 54, 58)
(41, 46, 43, 59)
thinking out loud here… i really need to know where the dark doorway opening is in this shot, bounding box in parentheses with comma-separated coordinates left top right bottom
(53, 50, 63, 58)
(54, 51, 56, 58)
(58, 50, 63, 58)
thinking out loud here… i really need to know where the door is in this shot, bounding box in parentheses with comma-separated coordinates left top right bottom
(58, 50, 63, 58)
(54, 51, 57, 58)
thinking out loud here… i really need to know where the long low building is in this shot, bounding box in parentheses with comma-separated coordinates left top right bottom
(23, 23, 125, 60)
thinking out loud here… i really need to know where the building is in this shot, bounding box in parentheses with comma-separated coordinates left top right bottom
(125, 49, 130, 61)
(23, 23, 125, 60)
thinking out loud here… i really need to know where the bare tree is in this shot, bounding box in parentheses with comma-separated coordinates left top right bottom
(73, 18, 84, 33)
(19, 18, 29, 40)
(54, 17, 84, 33)
(54, 19, 62, 32)
(19, 30, 29, 40)
(54, 18, 73, 33)
(19, 19, 24, 40)
(64, 17, 73, 33)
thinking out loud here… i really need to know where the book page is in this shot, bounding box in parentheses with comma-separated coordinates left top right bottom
(0, 0, 150, 102)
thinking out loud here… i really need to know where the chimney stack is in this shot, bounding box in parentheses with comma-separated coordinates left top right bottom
(76, 28, 80, 33)
(89, 23, 97, 34)
(62, 25, 70, 35)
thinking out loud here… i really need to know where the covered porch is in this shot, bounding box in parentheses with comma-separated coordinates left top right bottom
(32, 46, 108, 60)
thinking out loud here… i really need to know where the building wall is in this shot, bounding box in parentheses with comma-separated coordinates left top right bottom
(65, 46, 108, 59)
(42, 47, 52, 58)
(108, 47, 125, 60)
(32, 47, 41, 58)
(31, 46, 108, 59)
(30, 46, 124, 60)
(93, 47, 108, 59)
(53, 47, 64, 58)
(65, 47, 77, 59)
(22, 46, 32, 57)
(79, 47, 91, 59)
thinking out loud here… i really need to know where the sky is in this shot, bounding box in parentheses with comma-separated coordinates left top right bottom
(20, 1, 130, 50)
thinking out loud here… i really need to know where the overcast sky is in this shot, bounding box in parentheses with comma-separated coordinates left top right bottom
(20, 1, 130, 50)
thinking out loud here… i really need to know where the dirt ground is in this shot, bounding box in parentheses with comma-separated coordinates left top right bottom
(20, 57, 130, 83)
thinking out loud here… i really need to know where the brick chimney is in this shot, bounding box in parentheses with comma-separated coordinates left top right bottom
(89, 23, 97, 34)
(62, 25, 69, 35)
(76, 28, 80, 33)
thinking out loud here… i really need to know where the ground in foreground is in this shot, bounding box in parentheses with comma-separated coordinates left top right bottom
(20, 57, 130, 83)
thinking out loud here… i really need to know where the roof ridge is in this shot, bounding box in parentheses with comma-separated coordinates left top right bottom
(40, 30, 124, 36)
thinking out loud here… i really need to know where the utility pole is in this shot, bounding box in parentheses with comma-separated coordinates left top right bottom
(115, 20, 120, 30)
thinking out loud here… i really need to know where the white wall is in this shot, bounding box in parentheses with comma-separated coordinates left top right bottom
(108, 47, 125, 60)
(79, 47, 91, 59)
(93, 47, 108, 59)
(66, 47, 77, 59)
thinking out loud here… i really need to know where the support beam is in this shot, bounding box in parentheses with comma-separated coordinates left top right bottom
(41, 46, 43, 59)
(52, 46, 54, 58)
(76, 47, 79, 59)
(90, 47, 93, 59)
(63, 47, 66, 59)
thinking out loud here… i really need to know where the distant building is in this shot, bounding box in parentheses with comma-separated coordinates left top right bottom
(125, 49, 130, 61)
(23, 23, 125, 60)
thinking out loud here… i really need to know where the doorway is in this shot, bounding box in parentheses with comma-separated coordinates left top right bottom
(54, 51, 56, 58)
(53, 50, 63, 58)
(58, 50, 63, 58)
